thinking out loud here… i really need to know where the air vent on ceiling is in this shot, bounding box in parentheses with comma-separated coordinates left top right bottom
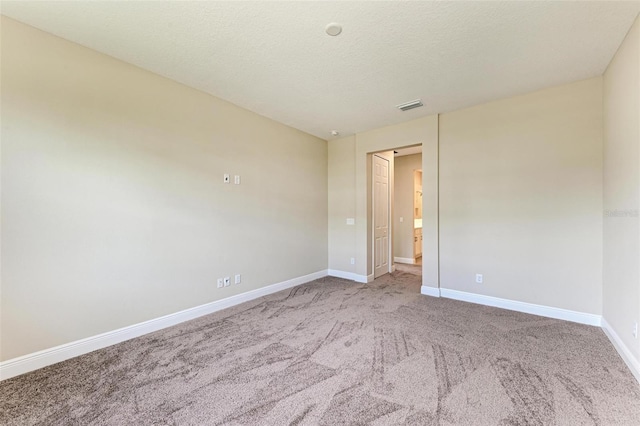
(396, 99, 423, 112)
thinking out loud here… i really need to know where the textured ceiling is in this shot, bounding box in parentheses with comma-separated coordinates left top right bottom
(2, 1, 639, 140)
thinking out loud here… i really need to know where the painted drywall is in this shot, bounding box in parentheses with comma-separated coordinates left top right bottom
(394, 154, 422, 261)
(328, 136, 356, 274)
(0, 17, 328, 361)
(603, 15, 640, 364)
(439, 77, 604, 315)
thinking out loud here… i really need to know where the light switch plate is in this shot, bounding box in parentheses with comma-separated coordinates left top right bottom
(223, 174, 230, 183)
(346, 218, 355, 225)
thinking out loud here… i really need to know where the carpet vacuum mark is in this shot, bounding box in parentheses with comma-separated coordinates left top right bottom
(1, 272, 639, 425)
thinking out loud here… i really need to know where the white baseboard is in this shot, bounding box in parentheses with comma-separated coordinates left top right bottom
(328, 269, 368, 283)
(0, 269, 328, 381)
(421, 286, 441, 297)
(367, 274, 374, 283)
(439, 288, 602, 326)
(394, 257, 415, 265)
(601, 318, 640, 384)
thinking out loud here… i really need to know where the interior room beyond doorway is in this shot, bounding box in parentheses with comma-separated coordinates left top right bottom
(393, 146, 423, 267)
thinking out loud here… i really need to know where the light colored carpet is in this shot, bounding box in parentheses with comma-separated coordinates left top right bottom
(1, 271, 639, 425)
(394, 263, 421, 276)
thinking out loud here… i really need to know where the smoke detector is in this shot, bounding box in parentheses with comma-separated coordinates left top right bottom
(331, 130, 340, 137)
(396, 99, 423, 111)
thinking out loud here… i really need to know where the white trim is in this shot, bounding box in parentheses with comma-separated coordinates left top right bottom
(328, 269, 368, 283)
(421, 286, 441, 297)
(367, 273, 375, 283)
(601, 318, 640, 384)
(0, 269, 328, 381)
(394, 257, 415, 265)
(439, 288, 602, 326)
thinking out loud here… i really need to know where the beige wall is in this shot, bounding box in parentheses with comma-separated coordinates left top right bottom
(0, 18, 328, 361)
(394, 154, 422, 261)
(328, 136, 356, 274)
(603, 15, 640, 363)
(439, 77, 604, 314)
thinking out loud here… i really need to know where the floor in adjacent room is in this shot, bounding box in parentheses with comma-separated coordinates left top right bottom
(1, 271, 639, 425)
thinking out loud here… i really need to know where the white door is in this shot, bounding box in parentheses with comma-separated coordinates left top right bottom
(373, 155, 390, 279)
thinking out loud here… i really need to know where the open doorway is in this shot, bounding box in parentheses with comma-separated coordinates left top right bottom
(356, 116, 437, 291)
(391, 145, 423, 276)
(367, 145, 423, 281)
